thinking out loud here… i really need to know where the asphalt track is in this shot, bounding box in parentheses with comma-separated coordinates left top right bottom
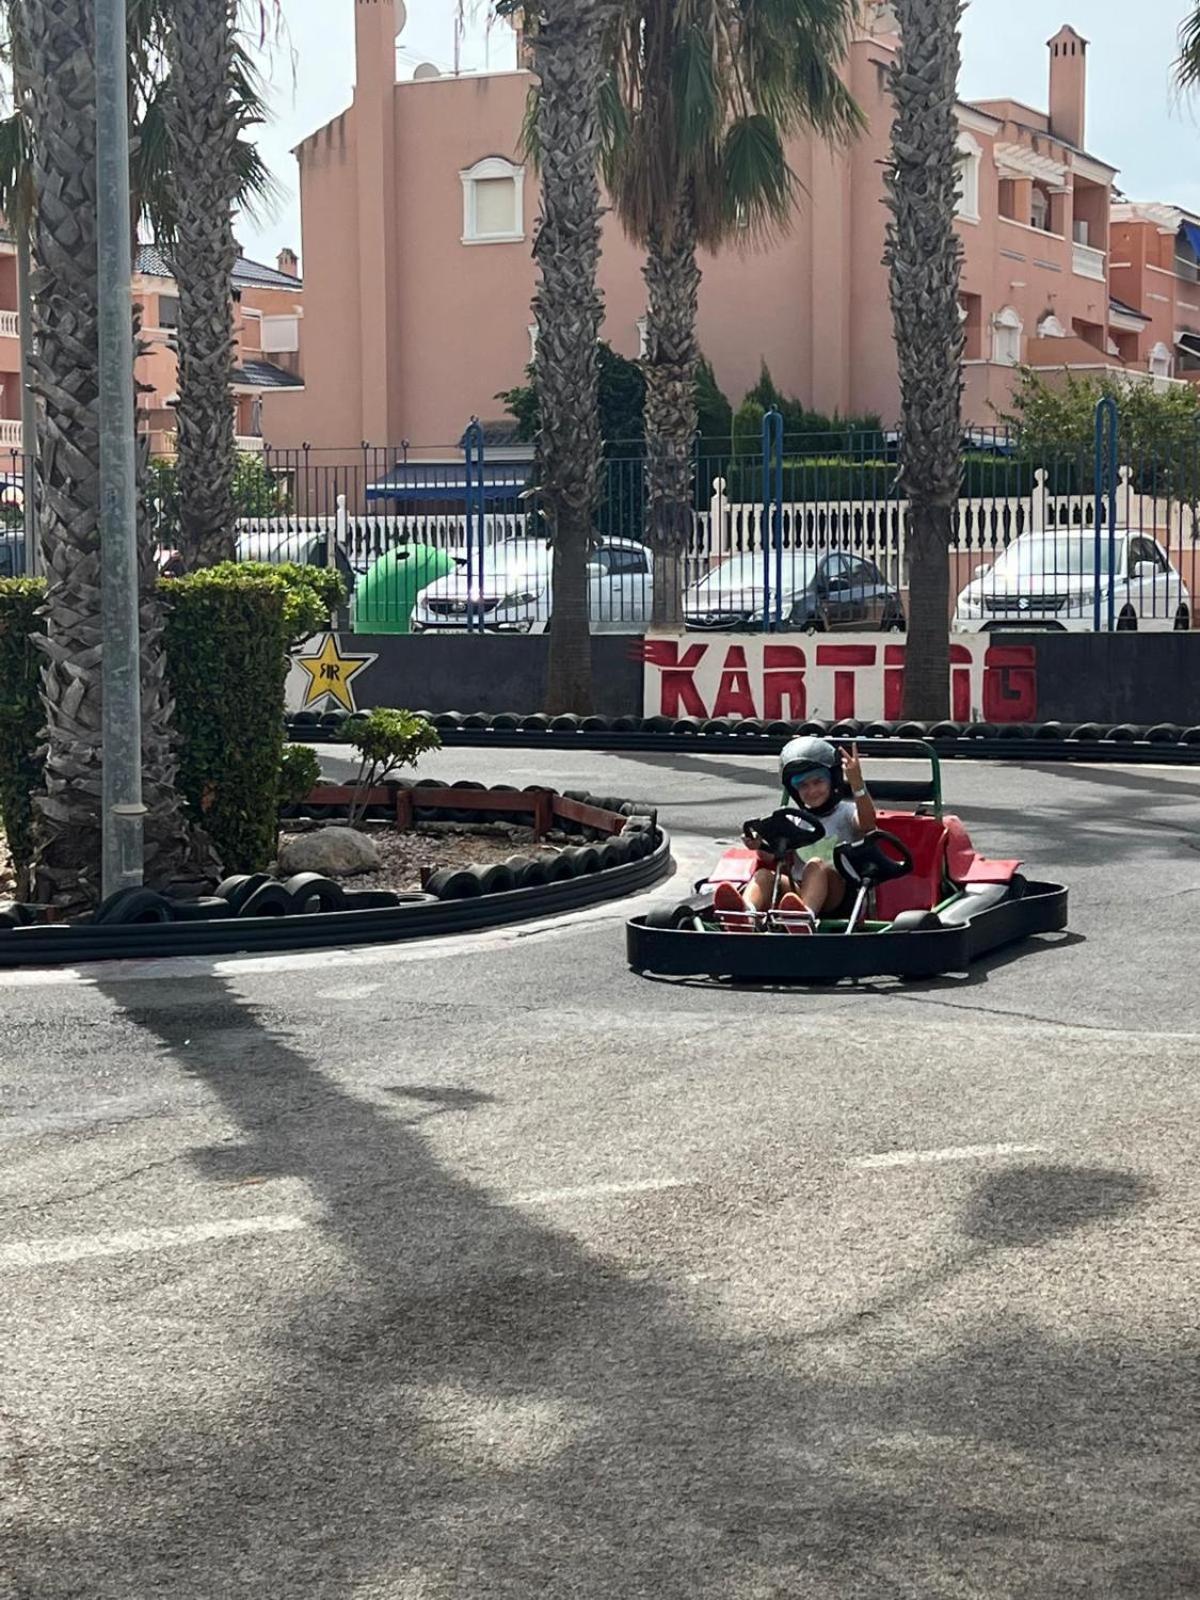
(3, 748, 1198, 1597)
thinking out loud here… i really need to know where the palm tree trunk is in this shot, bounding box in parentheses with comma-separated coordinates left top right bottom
(529, 0, 610, 714)
(21, 0, 108, 908)
(643, 192, 700, 631)
(884, 0, 964, 721)
(163, 0, 240, 571)
(21, 0, 205, 910)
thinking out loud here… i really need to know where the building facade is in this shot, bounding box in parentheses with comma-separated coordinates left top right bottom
(266, 3, 1182, 459)
(0, 235, 304, 458)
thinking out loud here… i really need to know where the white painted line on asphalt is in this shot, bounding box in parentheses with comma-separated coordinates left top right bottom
(0, 1213, 309, 1269)
(510, 1178, 687, 1205)
(850, 1143, 1050, 1171)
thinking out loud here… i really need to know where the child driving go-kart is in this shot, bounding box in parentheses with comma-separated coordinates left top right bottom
(714, 736, 877, 934)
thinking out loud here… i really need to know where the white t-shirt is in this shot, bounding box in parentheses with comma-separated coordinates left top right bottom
(798, 799, 860, 863)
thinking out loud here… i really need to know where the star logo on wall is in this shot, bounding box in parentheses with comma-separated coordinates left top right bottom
(295, 633, 378, 713)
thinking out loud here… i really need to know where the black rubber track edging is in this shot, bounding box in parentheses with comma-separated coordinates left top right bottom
(286, 716, 1200, 766)
(0, 832, 673, 969)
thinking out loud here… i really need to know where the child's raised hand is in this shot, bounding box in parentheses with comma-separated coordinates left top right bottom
(842, 742, 864, 792)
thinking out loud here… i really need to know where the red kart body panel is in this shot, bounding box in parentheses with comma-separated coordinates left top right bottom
(707, 810, 1021, 921)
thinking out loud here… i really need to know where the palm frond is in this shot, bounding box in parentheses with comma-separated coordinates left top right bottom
(1179, 6, 1200, 90)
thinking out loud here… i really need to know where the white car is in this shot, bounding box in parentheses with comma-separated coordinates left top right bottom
(411, 536, 653, 634)
(954, 529, 1192, 633)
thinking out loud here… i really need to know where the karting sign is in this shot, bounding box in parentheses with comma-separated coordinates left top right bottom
(639, 635, 1036, 723)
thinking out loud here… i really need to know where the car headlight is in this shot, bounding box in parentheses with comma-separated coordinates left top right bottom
(496, 591, 540, 612)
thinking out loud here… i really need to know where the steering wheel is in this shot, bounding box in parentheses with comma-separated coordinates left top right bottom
(745, 807, 825, 858)
(834, 829, 913, 887)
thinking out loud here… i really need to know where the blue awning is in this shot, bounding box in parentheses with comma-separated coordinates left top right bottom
(1181, 220, 1200, 260)
(366, 462, 531, 504)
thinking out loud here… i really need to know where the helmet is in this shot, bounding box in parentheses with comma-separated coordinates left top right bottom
(779, 735, 845, 815)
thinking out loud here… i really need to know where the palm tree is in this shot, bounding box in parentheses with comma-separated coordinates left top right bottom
(1179, 7, 1200, 87)
(12, 0, 221, 907)
(494, 0, 611, 713)
(883, 0, 964, 721)
(602, 0, 862, 629)
(160, 2, 275, 570)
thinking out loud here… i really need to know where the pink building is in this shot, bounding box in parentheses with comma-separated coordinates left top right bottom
(133, 246, 305, 456)
(0, 233, 304, 460)
(1109, 202, 1200, 384)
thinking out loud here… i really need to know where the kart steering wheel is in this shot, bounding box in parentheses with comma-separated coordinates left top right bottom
(834, 829, 913, 887)
(745, 807, 825, 858)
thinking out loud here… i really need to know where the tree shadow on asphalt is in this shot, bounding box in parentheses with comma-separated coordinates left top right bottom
(19, 975, 1195, 1599)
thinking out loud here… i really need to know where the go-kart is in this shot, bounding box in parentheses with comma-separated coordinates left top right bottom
(626, 739, 1068, 982)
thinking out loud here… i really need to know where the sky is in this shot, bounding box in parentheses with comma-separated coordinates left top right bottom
(239, 0, 1200, 269)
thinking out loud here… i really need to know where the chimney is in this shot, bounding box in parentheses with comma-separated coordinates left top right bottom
(276, 247, 299, 278)
(1048, 24, 1088, 149)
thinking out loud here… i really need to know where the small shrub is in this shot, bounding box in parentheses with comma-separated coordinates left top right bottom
(278, 743, 322, 810)
(342, 707, 441, 826)
(0, 578, 46, 895)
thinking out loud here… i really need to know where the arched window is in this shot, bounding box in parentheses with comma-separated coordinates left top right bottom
(1037, 313, 1067, 338)
(1030, 186, 1049, 232)
(955, 133, 981, 222)
(460, 156, 526, 245)
(992, 306, 1023, 366)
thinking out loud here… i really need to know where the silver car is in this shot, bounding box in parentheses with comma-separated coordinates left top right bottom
(955, 529, 1192, 632)
(412, 537, 654, 634)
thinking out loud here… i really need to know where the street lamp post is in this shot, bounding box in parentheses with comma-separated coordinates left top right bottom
(96, 0, 146, 897)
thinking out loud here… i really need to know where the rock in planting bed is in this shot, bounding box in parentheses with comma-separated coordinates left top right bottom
(274, 820, 570, 897)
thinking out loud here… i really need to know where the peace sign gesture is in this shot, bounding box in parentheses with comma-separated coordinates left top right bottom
(842, 742, 865, 793)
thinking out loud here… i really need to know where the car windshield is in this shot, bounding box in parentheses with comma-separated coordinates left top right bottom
(695, 553, 817, 590)
(445, 541, 549, 585)
(988, 536, 1115, 581)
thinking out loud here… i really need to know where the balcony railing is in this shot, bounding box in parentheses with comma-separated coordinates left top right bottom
(0, 310, 19, 339)
(0, 419, 23, 449)
(1072, 241, 1107, 282)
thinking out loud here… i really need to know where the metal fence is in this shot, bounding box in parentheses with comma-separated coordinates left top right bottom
(9, 403, 1200, 635)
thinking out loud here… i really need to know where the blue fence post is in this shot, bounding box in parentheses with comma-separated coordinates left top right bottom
(463, 417, 486, 633)
(761, 407, 783, 632)
(1093, 396, 1119, 633)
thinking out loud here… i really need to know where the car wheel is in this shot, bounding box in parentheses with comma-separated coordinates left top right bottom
(1174, 604, 1191, 632)
(801, 616, 823, 635)
(1116, 605, 1138, 632)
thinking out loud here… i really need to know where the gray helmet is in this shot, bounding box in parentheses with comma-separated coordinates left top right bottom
(779, 735, 845, 813)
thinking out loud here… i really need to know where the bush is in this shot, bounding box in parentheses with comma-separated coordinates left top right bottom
(160, 567, 294, 873)
(341, 707, 440, 826)
(0, 563, 338, 884)
(721, 452, 1034, 505)
(0, 578, 45, 896)
(278, 743, 322, 810)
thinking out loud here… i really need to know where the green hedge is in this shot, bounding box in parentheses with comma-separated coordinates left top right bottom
(0, 564, 342, 889)
(0, 580, 46, 895)
(721, 453, 1040, 505)
(160, 567, 296, 874)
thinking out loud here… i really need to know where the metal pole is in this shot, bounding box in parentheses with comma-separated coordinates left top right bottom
(16, 223, 38, 576)
(96, 0, 145, 897)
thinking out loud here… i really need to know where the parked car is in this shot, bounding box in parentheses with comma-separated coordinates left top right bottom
(684, 550, 905, 632)
(411, 537, 653, 633)
(954, 529, 1192, 632)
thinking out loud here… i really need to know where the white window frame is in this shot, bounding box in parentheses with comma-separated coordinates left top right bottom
(528, 322, 539, 362)
(1030, 186, 1049, 232)
(1037, 313, 1067, 338)
(636, 316, 649, 359)
(955, 132, 981, 223)
(460, 156, 525, 246)
(992, 306, 1023, 366)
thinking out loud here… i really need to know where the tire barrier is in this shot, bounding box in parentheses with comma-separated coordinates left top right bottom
(0, 791, 671, 968)
(286, 711, 1200, 765)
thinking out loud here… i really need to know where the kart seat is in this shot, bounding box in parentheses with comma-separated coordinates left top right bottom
(943, 814, 1021, 887)
(871, 811, 949, 919)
